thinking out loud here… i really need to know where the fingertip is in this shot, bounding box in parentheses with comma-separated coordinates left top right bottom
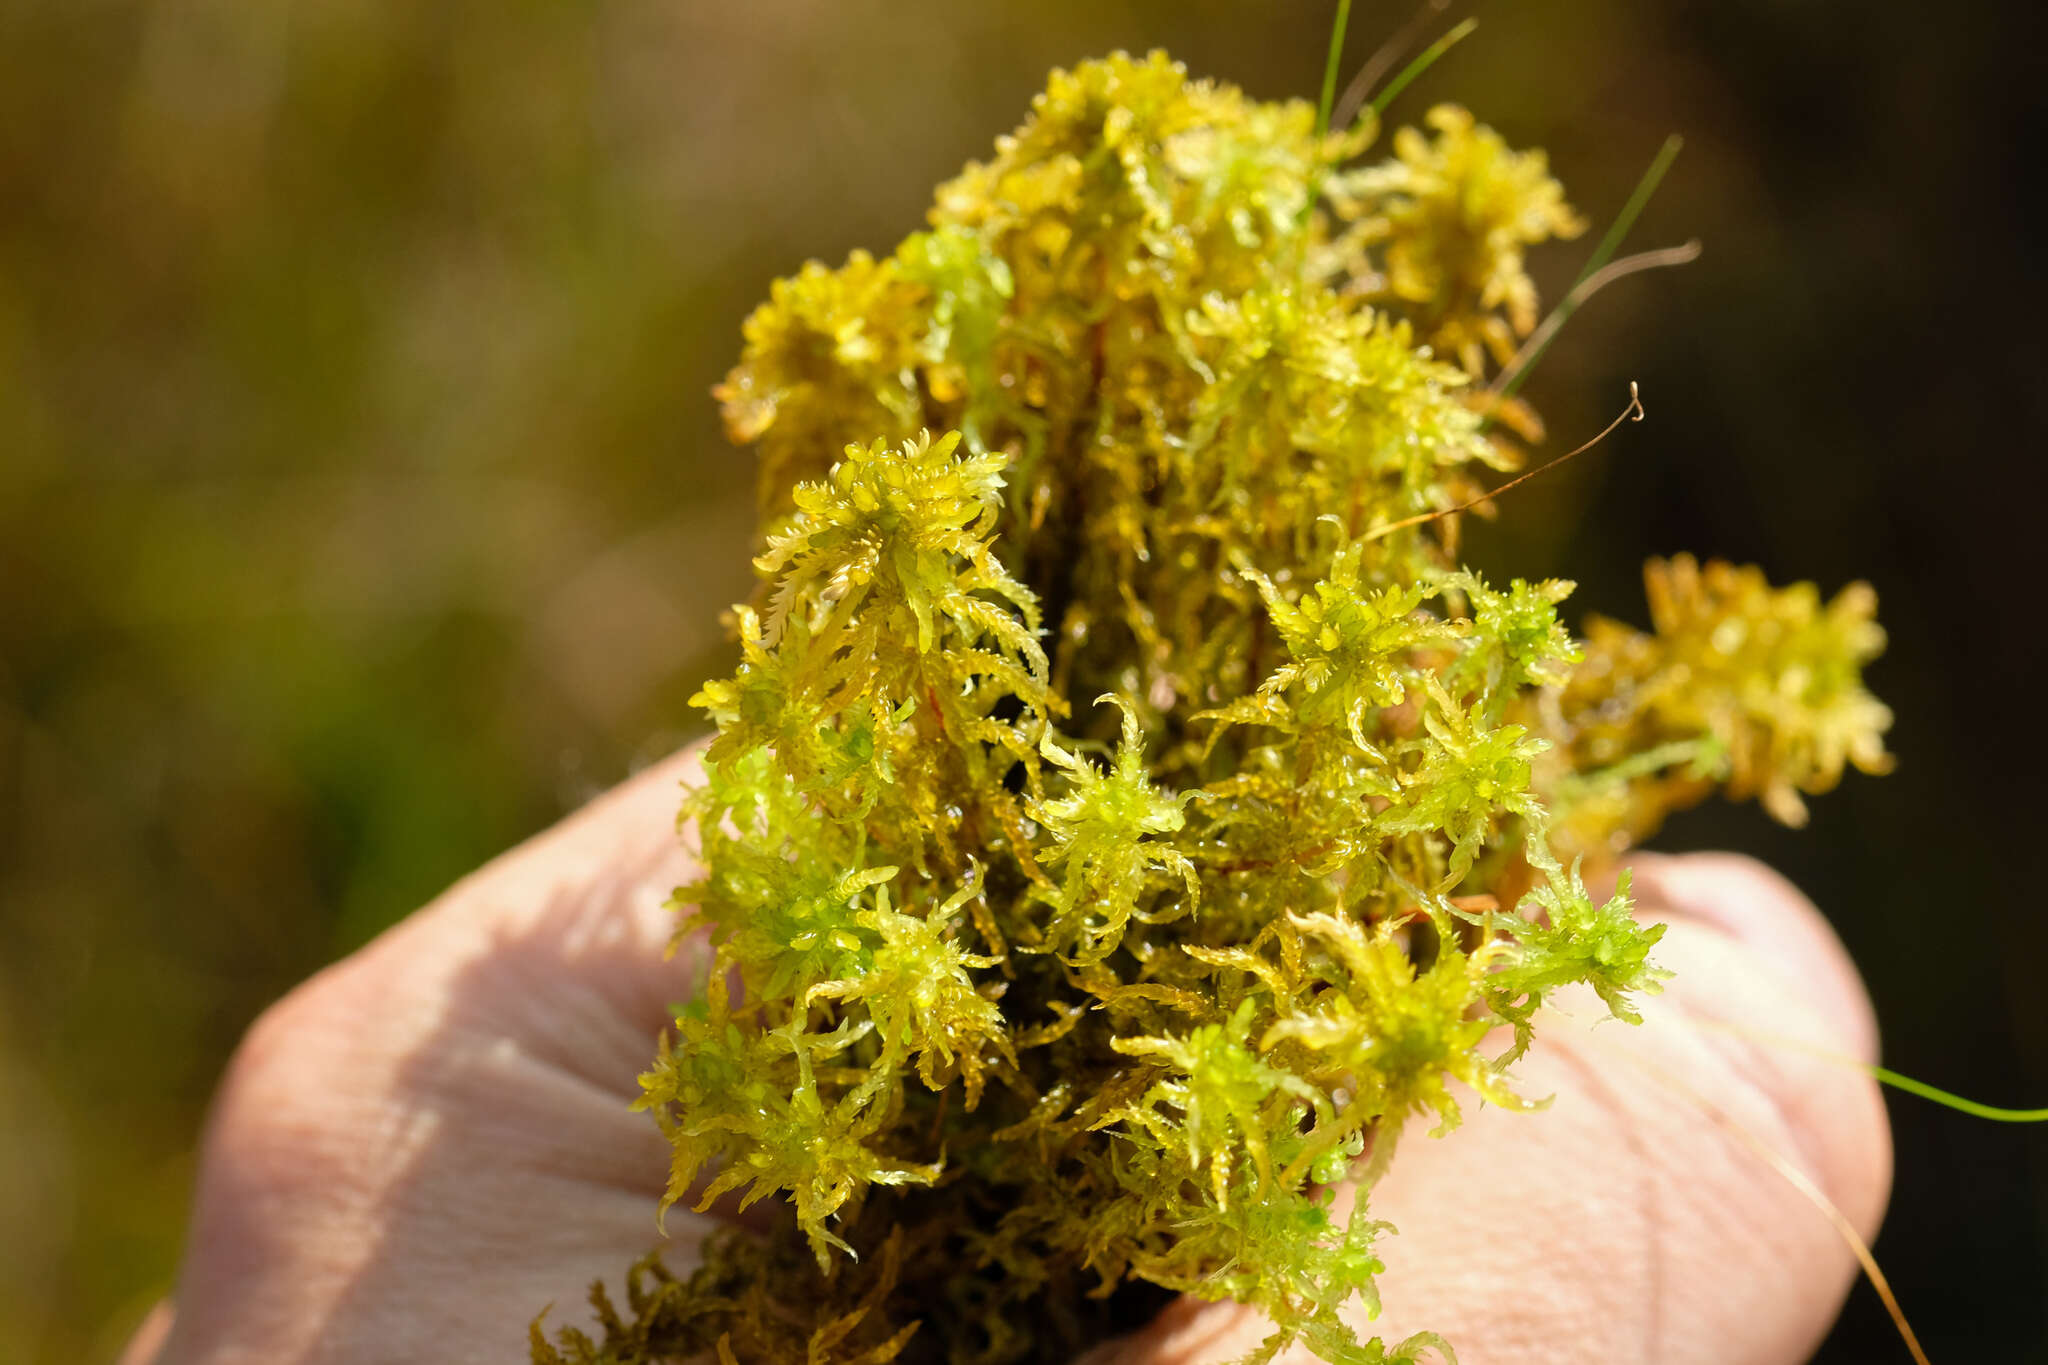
(1624, 851, 1881, 1066)
(380, 740, 708, 977)
(118, 1301, 174, 1365)
(1623, 852, 1894, 1244)
(1073, 856, 1899, 1365)
(514, 741, 709, 880)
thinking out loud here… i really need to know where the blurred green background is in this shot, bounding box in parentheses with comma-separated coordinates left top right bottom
(2, 0, 2042, 1359)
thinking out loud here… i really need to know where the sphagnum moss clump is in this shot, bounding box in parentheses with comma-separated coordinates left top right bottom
(534, 51, 1893, 1365)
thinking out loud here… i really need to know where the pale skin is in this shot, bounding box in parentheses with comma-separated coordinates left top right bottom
(122, 747, 1891, 1365)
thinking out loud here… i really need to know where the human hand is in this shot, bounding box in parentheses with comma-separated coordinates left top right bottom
(124, 748, 714, 1365)
(124, 751, 1890, 1365)
(1088, 850, 1893, 1363)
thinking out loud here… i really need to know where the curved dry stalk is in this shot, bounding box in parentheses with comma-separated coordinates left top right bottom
(1363, 382, 1644, 543)
(1489, 241, 1702, 400)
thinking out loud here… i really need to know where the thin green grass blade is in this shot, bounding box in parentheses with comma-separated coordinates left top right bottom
(1870, 1066, 2048, 1123)
(1316, 0, 1354, 139)
(1686, 1014, 2048, 1123)
(1489, 132, 1684, 410)
(1367, 16, 1478, 121)
(1569, 133, 1685, 295)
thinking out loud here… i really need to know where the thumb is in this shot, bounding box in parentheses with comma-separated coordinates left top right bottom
(1087, 853, 1892, 1365)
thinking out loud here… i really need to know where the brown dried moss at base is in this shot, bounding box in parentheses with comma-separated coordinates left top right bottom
(532, 1207, 1188, 1365)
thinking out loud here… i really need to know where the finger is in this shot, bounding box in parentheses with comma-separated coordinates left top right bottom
(1622, 851, 1881, 1065)
(116, 1300, 173, 1365)
(213, 745, 712, 1198)
(1090, 853, 1892, 1365)
(157, 747, 723, 1365)
(352, 742, 711, 1065)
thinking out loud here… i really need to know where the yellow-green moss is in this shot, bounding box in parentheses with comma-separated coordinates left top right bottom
(535, 50, 1892, 1365)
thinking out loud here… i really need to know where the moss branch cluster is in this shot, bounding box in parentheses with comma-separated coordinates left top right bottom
(535, 51, 1892, 1365)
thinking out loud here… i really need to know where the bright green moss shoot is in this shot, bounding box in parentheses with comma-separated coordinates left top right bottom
(533, 51, 1893, 1365)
